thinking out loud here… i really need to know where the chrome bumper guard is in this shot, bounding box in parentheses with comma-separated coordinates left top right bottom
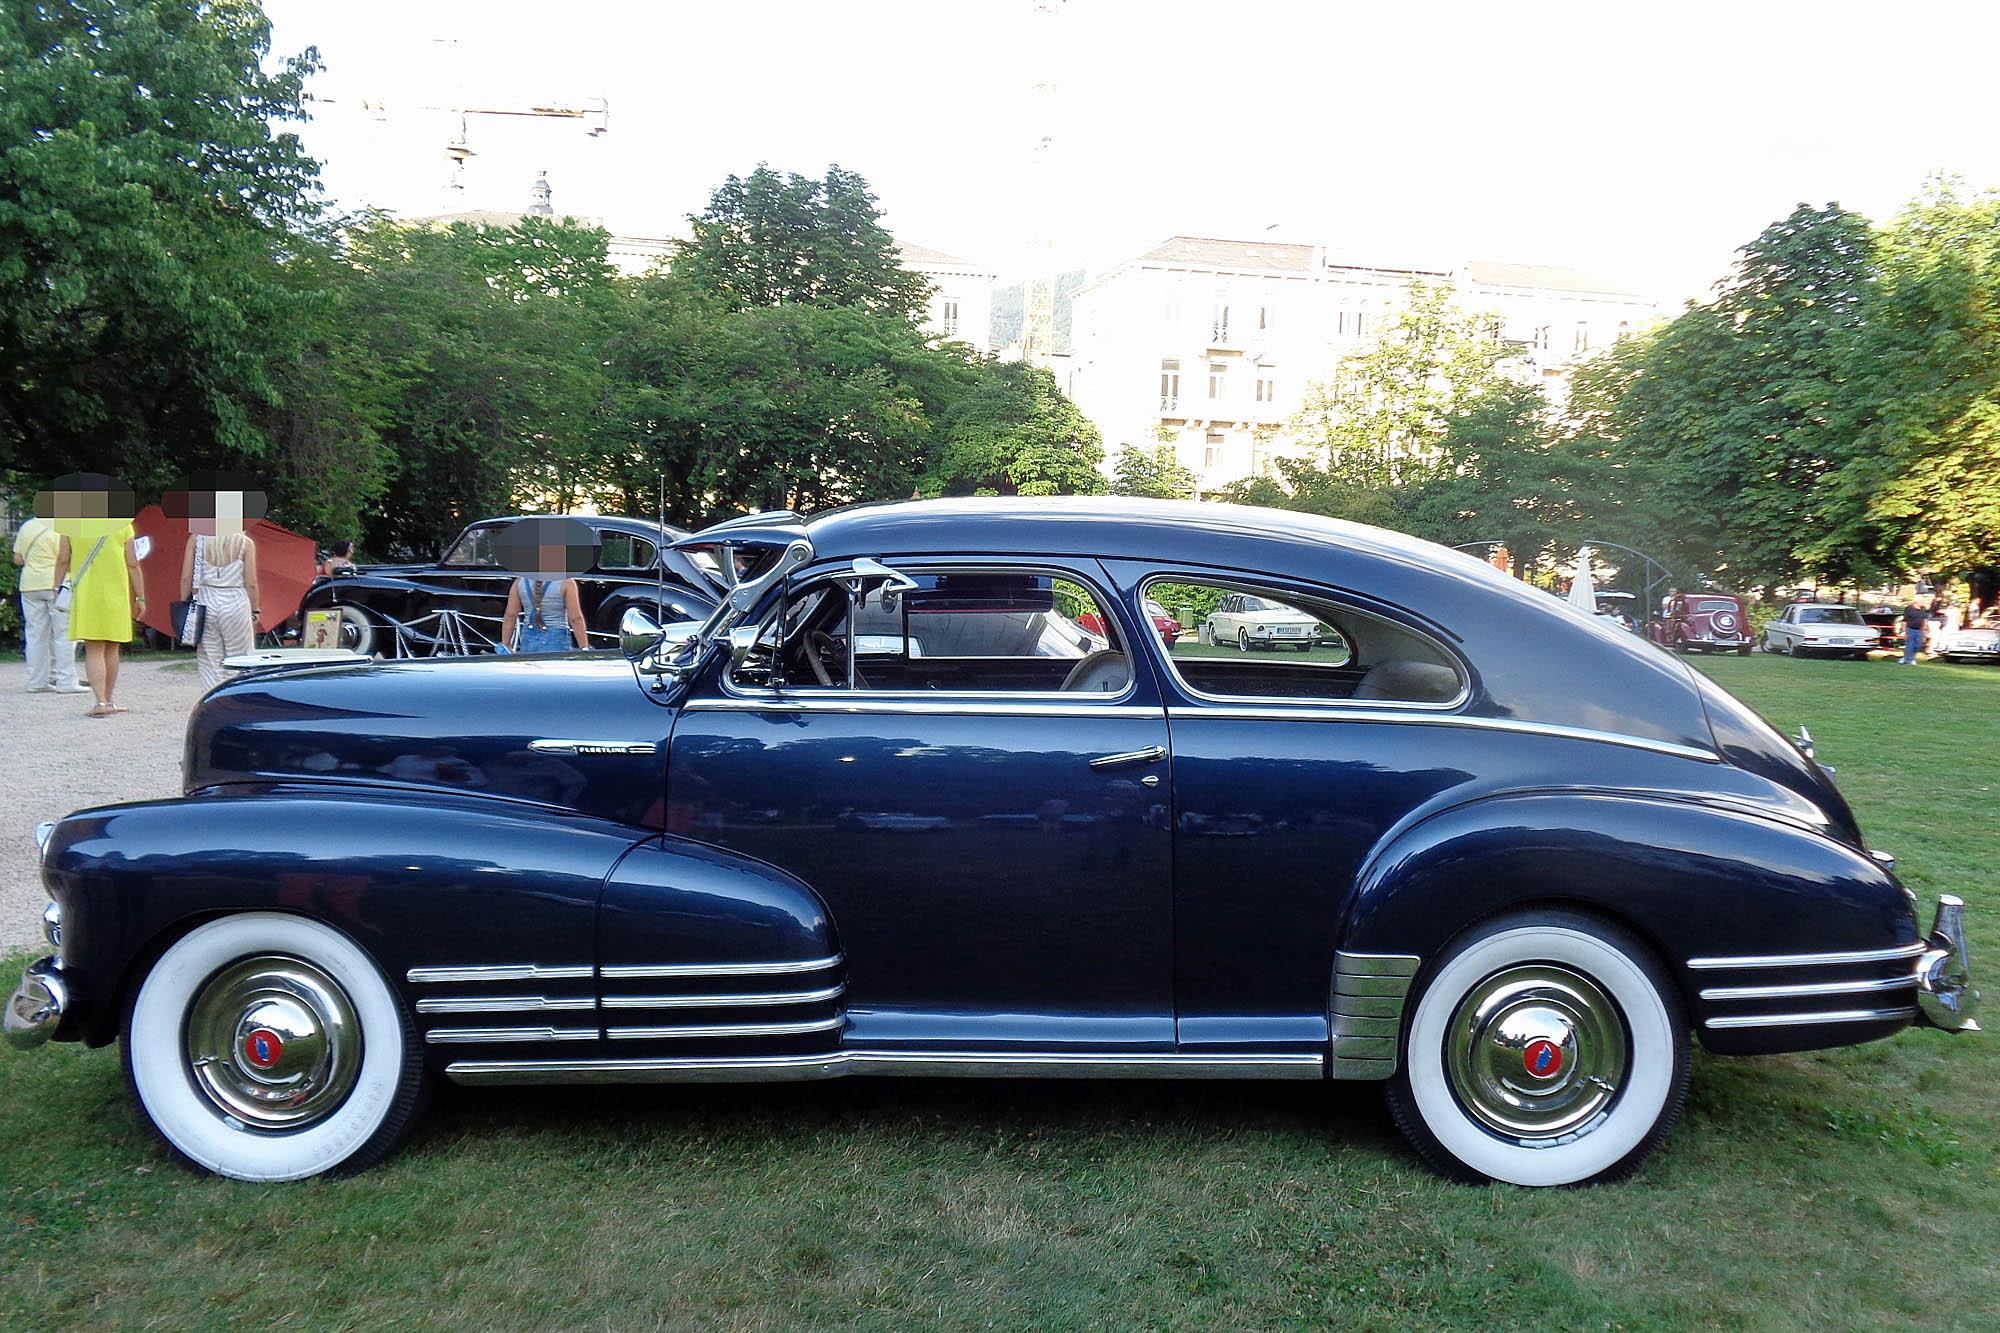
(4, 957, 67, 1050)
(1915, 896, 1981, 1033)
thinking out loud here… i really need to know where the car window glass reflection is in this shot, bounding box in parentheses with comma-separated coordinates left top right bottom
(440, 526, 501, 567)
(1150, 577, 1463, 705)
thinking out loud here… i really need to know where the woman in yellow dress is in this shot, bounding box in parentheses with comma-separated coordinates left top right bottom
(54, 521, 145, 717)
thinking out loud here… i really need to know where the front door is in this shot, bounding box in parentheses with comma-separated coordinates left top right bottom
(666, 557, 1174, 1051)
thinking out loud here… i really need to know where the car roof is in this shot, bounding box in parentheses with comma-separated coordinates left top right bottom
(465, 514, 687, 539)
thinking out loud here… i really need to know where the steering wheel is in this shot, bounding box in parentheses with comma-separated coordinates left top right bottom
(806, 631, 842, 687)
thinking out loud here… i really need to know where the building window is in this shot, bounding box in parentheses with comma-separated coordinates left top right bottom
(940, 300, 959, 338)
(1574, 321, 1590, 352)
(1204, 430, 1225, 470)
(1354, 310, 1367, 337)
(1211, 299, 1230, 343)
(1259, 306, 1270, 331)
(1617, 320, 1630, 340)
(1533, 325, 1550, 350)
(1487, 320, 1503, 342)
(1208, 361, 1227, 399)
(1159, 359, 1180, 412)
(1256, 369, 1276, 403)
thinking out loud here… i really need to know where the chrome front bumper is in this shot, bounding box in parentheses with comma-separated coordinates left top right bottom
(1915, 896, 1981, 1032)
(3, 957, 67, 1050)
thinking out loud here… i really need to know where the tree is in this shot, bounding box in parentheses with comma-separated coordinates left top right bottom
(0, 0, 323, 490)
(1110, 444, 1198, 499)
(670, 164, 931, 322)
(920, 361, 1107, 498)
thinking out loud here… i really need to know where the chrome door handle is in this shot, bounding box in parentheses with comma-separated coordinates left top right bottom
(1089, 745, 1167, 770)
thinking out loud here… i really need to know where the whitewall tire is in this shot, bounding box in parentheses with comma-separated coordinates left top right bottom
(124, 913, 425, 1182)
(1385, 911, 1688, 1187)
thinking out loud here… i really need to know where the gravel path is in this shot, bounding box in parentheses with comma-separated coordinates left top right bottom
(2, 656, 205, 951)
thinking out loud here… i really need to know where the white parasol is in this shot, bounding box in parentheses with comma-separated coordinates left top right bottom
(1568, 546, 1598, 615)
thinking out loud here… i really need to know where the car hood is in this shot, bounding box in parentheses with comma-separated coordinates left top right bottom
(185, 655, 672, 828)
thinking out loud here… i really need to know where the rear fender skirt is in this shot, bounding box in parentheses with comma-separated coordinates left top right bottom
(1339, 792, 1920, 1055)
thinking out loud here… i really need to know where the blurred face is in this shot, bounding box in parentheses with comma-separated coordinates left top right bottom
(495, 517, 598, 576)
(164, 475, 268, 539)
(35, 473, 137, 541)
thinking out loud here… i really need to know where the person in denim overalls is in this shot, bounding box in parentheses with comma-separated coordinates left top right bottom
(497, 517, 594, 652)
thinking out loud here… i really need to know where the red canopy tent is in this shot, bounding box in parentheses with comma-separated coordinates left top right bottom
(132, 506, 320, 639)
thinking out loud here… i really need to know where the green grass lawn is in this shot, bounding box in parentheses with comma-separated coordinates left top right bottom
(3, 654, 1995, 1329)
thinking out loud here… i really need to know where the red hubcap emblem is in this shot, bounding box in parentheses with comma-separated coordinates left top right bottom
(243, 1028, 284, 1069)
(1523, 1038, 1563, 1079)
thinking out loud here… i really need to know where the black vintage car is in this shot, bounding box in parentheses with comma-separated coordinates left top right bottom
(297, 515, 720, 656)
(7, 498, 1981, 1187)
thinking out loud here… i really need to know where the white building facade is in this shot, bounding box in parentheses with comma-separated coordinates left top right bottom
(1065, 237, 1657, 493)
(896, 243, 996, 355)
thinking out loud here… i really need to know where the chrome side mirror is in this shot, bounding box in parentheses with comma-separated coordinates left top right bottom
(619, 606, 663, 660)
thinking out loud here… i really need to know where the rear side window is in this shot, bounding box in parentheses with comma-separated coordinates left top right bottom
(596, 532, 658, 571)
(1148, 577, 1463, 705)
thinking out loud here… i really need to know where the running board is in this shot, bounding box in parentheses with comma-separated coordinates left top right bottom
(444, 1049, 1325, 1086)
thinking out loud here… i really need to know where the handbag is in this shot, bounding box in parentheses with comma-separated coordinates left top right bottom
(172, 535, 208, 646)
(53, 535, 108, 614)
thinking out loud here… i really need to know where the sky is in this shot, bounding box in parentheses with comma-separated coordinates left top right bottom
(262, 0, 2000, 305)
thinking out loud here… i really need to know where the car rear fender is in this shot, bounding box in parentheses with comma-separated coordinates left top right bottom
(1338, 791, 1920, 1044)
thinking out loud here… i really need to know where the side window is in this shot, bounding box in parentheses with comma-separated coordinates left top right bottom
(597, 532, 657, 571)
(439, 526, 501, 567)
(742, 566, 1129, 695)
(1148, 577, 1463, 705)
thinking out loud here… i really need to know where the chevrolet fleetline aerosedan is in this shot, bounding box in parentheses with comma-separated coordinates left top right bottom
(7, 499, 1980, 1186)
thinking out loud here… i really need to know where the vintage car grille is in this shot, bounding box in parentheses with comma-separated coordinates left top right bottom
(1686, 942, 1922, 1032)
(407, 956, 848, 1050)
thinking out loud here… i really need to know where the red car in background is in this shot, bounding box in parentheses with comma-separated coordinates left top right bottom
(1078, 597, 1183, 646)
(1650, 592, 1753, 655)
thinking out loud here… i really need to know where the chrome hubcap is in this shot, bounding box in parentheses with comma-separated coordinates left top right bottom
(184, 956, 361, 1130)
(1446, 964, 1626, 1139)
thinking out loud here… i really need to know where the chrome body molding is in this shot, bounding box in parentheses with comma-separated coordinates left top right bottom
(526, 739, 658, 756)
(1173, 706, 1719, 765)
(424, 1026, 599, 1044)
(415, 995, 596, 1014)
(605, 1016, 845, 1041)
(443, 1050, 1325, 1086)
(1329, 951, 1421, 1080)
(685, 696, 1163, 719)
(600, 956, 843, 979)
(1698, 975, 1918, 1002)
(407, 963, 593, 984)
(1685, 942, 1925, 971)
(600, 984, 845, 1009)
(1704, 1006, 1917, 1031)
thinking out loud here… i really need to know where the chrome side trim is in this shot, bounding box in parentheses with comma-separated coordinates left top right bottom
(685, 697, 1163, 719)
(416, 995, 597, 1014)
(407, 963, 594, 983)
(1171, 706, 1719, 764)
(1686, 942, 1925, 971)
(1700, 975, 1918, 1002)
(601, 985, 845, 1010)
(605, 1016, 846, 1041)
(1704, 1006, 1916, 1031)
(443, 1050, 1324, 1085)
(600, 955, 843, 979)
(424, 1026, 600, 1044)
(1330, 951, 1421, 1080)
(527, 739, 658, 756)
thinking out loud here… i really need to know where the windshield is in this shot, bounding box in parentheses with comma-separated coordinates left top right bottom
(439, 525, 503, 567)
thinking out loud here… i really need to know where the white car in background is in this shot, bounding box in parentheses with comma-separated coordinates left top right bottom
(1934, 622, 2000, 663)
(1202, 592, 1323, 651)
(1761, 603, 1879, 659)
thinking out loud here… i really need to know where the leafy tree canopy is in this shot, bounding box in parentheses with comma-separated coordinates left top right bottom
(1110, 443, 1198, 500)
(919, 362, 1106, 499)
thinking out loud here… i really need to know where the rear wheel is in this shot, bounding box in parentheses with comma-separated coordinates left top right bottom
(1238, 628, 1253, 652)
(124, 913, 425, 1181)
(1385, 909, 1688, 1186)
(1736, 645, 1752, 656)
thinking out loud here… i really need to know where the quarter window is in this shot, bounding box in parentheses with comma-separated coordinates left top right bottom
(1146, 577, 1464, 705)
(596, 532, 657, 570)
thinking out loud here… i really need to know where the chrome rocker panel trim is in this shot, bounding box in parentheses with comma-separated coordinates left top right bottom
(444, 1050, 1325, 1086)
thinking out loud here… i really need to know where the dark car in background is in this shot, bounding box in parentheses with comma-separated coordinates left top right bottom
(1651, 592, 1753, 655)
(9, 498, 1978, 1189)
(296, 515, 719, 656)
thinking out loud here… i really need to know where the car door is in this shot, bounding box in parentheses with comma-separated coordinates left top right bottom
(666, 555, 1176, 1052)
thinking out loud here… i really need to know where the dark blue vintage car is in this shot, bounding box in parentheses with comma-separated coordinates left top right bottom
(6, 499, 1980, 1185)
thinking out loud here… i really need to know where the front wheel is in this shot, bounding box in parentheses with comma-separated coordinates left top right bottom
(1385, 910, 1688, 1186)
(124, 913, 425, 1181)
(1238, 628, 1253, 652)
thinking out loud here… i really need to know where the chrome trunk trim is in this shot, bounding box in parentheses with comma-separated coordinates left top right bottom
(407, 963, 593, 983)
(605, 1016, 845, 1041)
(600, 985, 845, 1009)
(443, 1050, 1324, 1085)
(1685, 942, 1925, 971)
(1703, 1006, 1916, 1030)
(600, 955, 843, 979)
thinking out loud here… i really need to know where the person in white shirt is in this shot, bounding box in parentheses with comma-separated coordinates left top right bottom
(11, 514, 90, 693)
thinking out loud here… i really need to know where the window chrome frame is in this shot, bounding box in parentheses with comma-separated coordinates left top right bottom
(1137, 571, 1473, 714)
